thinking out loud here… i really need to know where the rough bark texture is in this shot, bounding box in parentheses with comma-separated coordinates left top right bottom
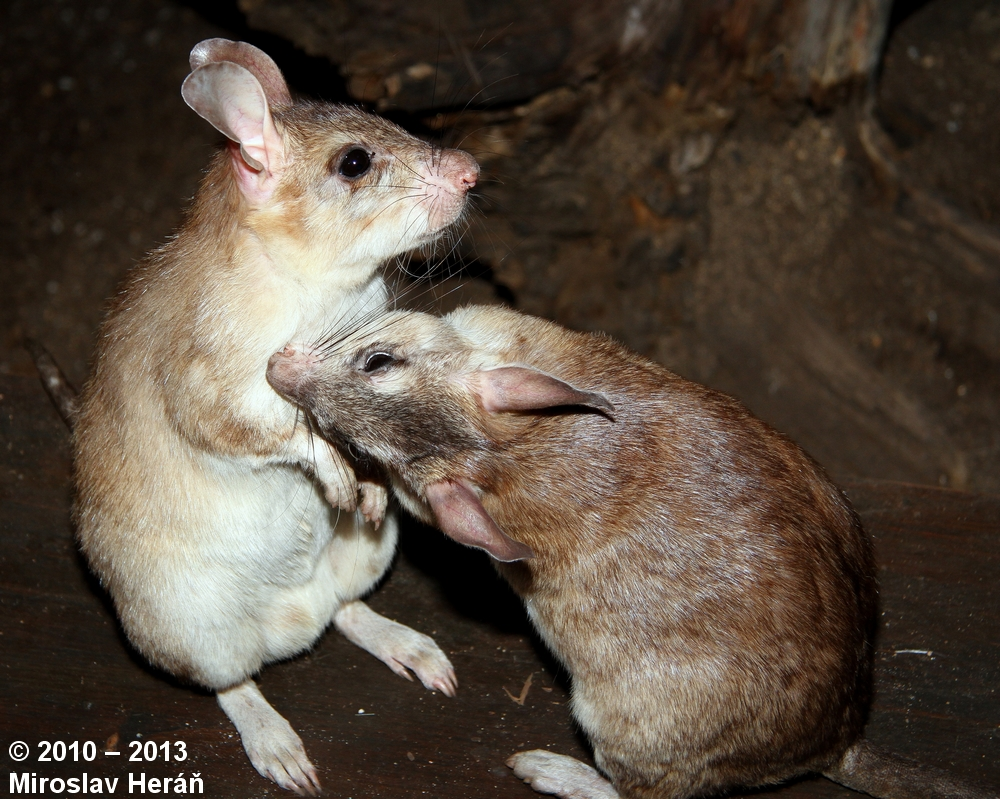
(237, 0, 893, 110)
(3, 0, 998, 495)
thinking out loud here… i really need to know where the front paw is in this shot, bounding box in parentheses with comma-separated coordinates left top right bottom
(323, 472, 358, 513)
(359, 481, 388, 528)
(290, 428, 360, 513)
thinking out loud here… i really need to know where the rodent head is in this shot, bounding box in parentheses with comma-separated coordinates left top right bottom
(267, 311, 483, 477)
(181, 39, 479, 283)
(266, 309, 613, 562)
(261, 104, 479, 277)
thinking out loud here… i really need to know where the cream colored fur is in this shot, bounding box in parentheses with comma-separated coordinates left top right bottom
(73, 39, 476, 795)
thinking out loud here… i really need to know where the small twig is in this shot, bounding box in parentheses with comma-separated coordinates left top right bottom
(23, 337, 78, 430)
(893, 649, 935, 658)
(503, 672, 534, 706)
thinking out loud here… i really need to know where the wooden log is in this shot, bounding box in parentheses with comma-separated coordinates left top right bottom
(236, 0, 893, 110)
(776, 0, 893, 102)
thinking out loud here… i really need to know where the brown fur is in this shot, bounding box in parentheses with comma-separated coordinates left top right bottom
(267, 305, 995, 799)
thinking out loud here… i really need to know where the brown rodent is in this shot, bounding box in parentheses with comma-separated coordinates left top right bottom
(72, 38, 477, 795)
(266, 305, 998, 799)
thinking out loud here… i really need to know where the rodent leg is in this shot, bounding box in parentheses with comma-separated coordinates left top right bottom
(287, 425, 359, 512)
(507, 750, 620, 799)
(217, 679, 321, 796)
(333, 600, 457, 696)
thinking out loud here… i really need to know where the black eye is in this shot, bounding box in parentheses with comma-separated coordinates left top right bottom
(362, 351, 398, 373)
(339, 148, 372, 178)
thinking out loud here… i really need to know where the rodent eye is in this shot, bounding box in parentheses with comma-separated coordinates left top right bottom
(362, 351, 398, 374)
(338, 148, 372, 179)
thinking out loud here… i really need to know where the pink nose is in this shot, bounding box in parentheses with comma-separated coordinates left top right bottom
(443, 150, 479, 192)
(458, 163, 478, 190)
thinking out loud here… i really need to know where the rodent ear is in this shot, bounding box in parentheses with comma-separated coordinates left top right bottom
(182, 61, 286, 201)
(425, 480, 534, 563)
(475, 366, 615, 418)
(188, 39, 292, 107)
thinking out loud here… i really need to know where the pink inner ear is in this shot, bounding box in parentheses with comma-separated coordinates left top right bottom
(181, 61, 285, 202)
(476, 366, 614, 416)
(424, 480, 533, 563)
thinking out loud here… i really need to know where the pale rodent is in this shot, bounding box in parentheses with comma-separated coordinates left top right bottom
(72, 39, 477, 795)
(266, 305, 998, 799)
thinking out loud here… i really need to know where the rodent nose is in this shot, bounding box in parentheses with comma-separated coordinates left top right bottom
(442, 150, 479, 192)
(266, 345, 317, 400)
(459, 163, 479, 191)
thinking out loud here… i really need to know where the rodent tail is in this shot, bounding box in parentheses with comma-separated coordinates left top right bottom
(23, 338, 78, 431)
(824, 739, 999, 799)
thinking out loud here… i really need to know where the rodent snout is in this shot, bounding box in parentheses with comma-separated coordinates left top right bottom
(438, 150, 479, 193)
(456, 161, 478, 191)
(421, 150, 479, 231)
(266, 345, 318, 401)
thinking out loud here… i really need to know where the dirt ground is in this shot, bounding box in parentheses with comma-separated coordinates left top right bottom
(2, 0, 999, 494)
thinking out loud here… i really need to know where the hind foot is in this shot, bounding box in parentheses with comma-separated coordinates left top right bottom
(334, 600, 457, 696)
(217, 680, 321, 795)
(507, 750, 619, 799)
